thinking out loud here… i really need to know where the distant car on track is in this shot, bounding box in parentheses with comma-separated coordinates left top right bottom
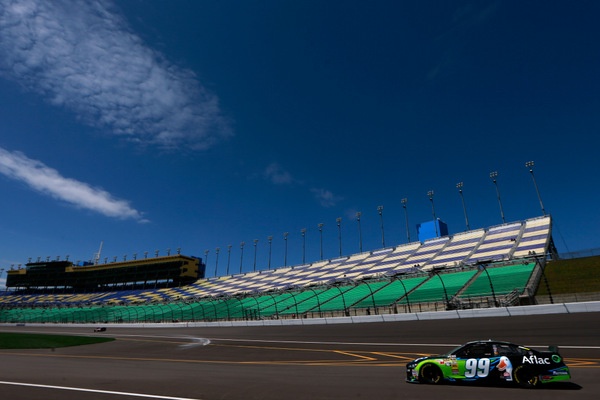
(406, 340, 570, 388)
(93, 327, 106, 332)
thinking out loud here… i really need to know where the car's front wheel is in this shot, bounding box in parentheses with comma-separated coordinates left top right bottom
(419, 363, 443, 384)
(514, 365, 539, 388)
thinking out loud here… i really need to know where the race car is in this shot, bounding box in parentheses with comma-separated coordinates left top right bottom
(93, 327, 106, 332)
(406, 340, 570, 388)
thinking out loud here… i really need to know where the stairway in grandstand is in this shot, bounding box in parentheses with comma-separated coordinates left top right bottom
(0, 216, 554, 323)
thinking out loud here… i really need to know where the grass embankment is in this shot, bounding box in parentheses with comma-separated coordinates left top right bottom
(0, 332, 114, 349)
(536, 255, 600, 295)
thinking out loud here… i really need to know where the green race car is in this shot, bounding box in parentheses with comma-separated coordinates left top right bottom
(406, 340, 570, 388)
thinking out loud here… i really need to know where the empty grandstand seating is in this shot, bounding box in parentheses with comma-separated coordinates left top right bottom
(0, 216, 554, 323)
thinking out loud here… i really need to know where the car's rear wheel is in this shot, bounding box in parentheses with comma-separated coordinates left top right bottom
(419, 363, 443, 384)
(514, 365, 539, 388)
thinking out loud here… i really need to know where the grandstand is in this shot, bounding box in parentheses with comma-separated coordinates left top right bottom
(0, 215, 579, 324)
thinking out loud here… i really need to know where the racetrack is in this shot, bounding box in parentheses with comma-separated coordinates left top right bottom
(1, 312, 598, 400)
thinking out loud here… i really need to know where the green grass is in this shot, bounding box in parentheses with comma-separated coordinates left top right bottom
(0, 332, 115, 349)
(536, 255, 600, 295)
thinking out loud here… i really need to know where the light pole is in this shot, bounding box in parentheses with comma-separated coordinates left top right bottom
(301, 228, 307, 264)
(456, 182, 471, 231)
(204, 250, 209, 271)
(526, 161, 547, 216)
(239, 242, 245, 274)
(377, 205, 385, 248)
(214, 247, 220, 277)
(253, 239, 259, 272)
(490, 171, 506, 223)
(318, 223, 324, 260)
(283, 232, 289, 266)
(356, 212, 363, 253)
(427, 190, 439, 237)
(401, 198, 410, 243)
(226, 244, 232, 275)
(336, 217, 342, 257)
(267, 236, 273, 269)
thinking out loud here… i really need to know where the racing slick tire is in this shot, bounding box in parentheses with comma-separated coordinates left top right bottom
(418, 363, 443, 385)
(513, 365, 539, 388)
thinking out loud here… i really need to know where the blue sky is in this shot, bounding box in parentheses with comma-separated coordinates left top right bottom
(1, 0, 599, 286)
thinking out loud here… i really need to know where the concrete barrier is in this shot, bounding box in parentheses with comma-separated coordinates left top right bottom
(4, 300, 599, 329)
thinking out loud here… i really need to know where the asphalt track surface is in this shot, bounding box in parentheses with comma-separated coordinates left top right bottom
(1, 312, 599, 400)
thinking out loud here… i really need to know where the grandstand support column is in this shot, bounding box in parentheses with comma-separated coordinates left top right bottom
(378, 206, 386, 248)
(536, 256, 554, 304)
(427, 191, 439, 237)
(490, 171, 506, 223)
(401, 198, 411, 243)
(525, 161, 547, 216)
(456, 182, 471, 231)
(356, 212, 363, 253)
(479, 264, 498, 307)
(394, 275, 412, 314)
(332, 284, 349, 316)
(431, 270, 449, 309)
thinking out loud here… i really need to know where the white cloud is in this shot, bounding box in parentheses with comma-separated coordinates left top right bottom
(310, 187, 343, 208)
(0, 0, 231, 150)
(0, 147, 146, 222)
(264, 163, 294, 185)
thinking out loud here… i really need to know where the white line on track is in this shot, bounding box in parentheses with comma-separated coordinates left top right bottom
(0, 381, 202, 400)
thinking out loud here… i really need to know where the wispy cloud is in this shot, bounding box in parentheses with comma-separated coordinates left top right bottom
(262, 163, 342, 207)
(0, 0, 231, 150)
(0, 147, 146, 221)
(310, 187, 343, 208)
(263, 163, 294, 185)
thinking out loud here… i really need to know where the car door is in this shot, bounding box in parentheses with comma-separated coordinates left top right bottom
(451, 342, 496, 382)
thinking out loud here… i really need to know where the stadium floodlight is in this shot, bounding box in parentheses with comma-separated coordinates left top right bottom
(283, 232, 289, 267)
(427, 191, 439, 237)
(253, 239, 259, 272)
(318, 223, 324, 260)
(490, 171, 506, 223)
(133, 253, 137, 260)
(267, 236, 273, 269)
(336, 217, 342, 257)
(456, 182, 471, 231)
(204, 250, 209, 270)
(356, 212, 363, 253)
(301, 229, 307, 264)
(226, 245, 232, 275)
(378, 206, 385, 247)
(215, 247, 220, 277)
(401, 198, 411, 243)
(166, 248, 171, 256)
(526, 161, 547, 216)
(239, 242, 245, 274)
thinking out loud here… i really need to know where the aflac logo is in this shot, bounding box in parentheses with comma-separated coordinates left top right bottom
(522, 355, 550, 365)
